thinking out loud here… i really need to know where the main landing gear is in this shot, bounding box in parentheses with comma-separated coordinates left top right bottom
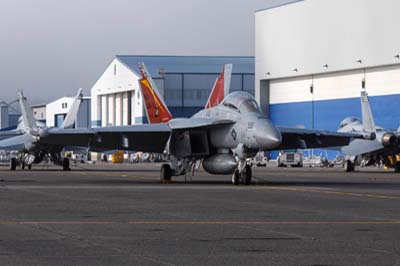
(160, 164, 172, 183)
(62, 158, 71, 171)
(344, 160, 355, 172)
(9, 156, 32, 171)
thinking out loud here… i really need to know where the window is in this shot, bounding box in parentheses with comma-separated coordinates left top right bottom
(239, 99, 261, 113)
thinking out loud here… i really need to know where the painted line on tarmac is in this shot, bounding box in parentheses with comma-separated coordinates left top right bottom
(1, 221, 400, 225)
(259, 186, 400, 200)
(127, 221, 400, 225)
(0, 221, 113, 225)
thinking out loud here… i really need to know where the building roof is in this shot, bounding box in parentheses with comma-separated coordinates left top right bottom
(116, 55, 254, 76)
(255, 0, 303, 13)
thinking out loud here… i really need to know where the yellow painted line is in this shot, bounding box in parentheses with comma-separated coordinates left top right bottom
(260, 186, 400, 200)
(1, 221, 400, 225)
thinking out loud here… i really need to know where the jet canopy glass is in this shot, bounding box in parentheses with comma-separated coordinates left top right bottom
(339, 117, 361, 129)
(222, 92, 261, 113)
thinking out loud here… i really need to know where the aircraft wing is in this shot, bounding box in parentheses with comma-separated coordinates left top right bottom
(340, 139, 385, 156)
(40, 118, 235, 154)
(40, 124, 172, 153)
(168, 118, 235, 130)
(276, 127, 364, 150)
(0, 133, 33, 150)
(0, 130, 23, 141)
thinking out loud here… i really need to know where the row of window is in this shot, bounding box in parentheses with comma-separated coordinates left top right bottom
(163, 73, 255, 107)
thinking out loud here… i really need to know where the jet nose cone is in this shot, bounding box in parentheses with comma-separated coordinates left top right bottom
(255, 120, 282, 149)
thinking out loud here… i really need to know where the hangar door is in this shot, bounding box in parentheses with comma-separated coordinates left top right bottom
(269, 65, 400, 131)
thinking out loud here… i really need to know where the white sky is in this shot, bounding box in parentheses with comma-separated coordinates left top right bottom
(0, 0, 290, 104)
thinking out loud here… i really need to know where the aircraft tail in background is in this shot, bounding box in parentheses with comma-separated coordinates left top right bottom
(17, 90, 37, 131)
(360, 90, 376, 132)
(205, 64, 232, 109)
(61, 88, 83, 129)
(138, 62, 173, 124)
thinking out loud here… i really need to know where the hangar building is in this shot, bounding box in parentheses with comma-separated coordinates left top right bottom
(256, 0, 400, 132)
(91, 55, 254, 127)
(46, 96, 91, 128)
(0, 101, 20, 130)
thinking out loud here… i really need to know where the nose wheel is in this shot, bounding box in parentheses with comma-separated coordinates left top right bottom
(243, 165, 252, 185)
(231, 164, 252, 185)
(344, 160, 354, 172)
(10, 158, 17, 171)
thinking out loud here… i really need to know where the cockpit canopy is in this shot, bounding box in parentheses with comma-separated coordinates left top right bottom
(221, 91, 261, 113)
(339, 117, 361, 129)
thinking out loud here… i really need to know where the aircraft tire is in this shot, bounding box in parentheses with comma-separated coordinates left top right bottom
(10, 158, 17, 171)
(344, 160, 354, 172)
(394, 162, 400, 173)
(232, 169, 240, 185)
(244, 165, 252, 185)
(63, 158, 70, 171)
(160, 164, 172, 182)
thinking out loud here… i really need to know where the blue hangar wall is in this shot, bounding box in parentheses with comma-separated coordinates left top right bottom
(266, 65, 400, 158)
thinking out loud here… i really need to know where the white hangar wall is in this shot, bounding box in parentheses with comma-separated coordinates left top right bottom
(91, 58, 144, 127)
(256, 0, 400, 132)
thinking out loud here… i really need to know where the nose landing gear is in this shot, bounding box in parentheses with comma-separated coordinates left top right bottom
(232, 162, 252, 185)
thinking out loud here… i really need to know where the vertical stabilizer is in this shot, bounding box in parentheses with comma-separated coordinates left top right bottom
(360, 90, 376, 132)
(138, 62, 173, 123)
(61, 88, 83, 129)
(17, 90, 37, 130)
(205, 64, 232, 109)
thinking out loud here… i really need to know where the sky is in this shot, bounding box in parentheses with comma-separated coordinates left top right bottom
(0, 0, 290, 104)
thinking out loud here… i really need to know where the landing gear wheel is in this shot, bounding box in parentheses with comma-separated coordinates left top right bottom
(243, 165, 252, 185)
(344, 160, 354, 172)
(394, 161, 400, 173)
(160, 164, 172, 183)
(62, 158, 70, 171)
(232, 169, 240, 185)
(10, 158, 17, 171)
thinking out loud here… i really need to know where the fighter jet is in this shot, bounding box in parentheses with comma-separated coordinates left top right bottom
(37, 63, 370, 184)
(121, 63, 376, 183)
(338, 90, 400, 172)
(0, 89, 84, 170)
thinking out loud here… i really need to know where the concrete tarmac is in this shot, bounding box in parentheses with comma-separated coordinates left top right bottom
(0, 163, 400, 266)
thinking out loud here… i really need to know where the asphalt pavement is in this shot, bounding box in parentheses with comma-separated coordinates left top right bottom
(0, 163, 399, 266)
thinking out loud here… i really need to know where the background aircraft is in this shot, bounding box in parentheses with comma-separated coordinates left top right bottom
(0, 89, 83, 170)
(338, 90, 400, 172)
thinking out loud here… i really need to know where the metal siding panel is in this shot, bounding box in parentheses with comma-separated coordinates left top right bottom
(183, 74, 218, 107)
(164, 74, 183, 107)
(270, 76, 313, 104)
(243, 74, 255, 95)
(256, 0, 400, 80)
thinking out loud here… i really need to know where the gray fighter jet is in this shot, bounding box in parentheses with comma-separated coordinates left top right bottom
(338, 90, 400, 172)
(0, 89, 83, 170)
